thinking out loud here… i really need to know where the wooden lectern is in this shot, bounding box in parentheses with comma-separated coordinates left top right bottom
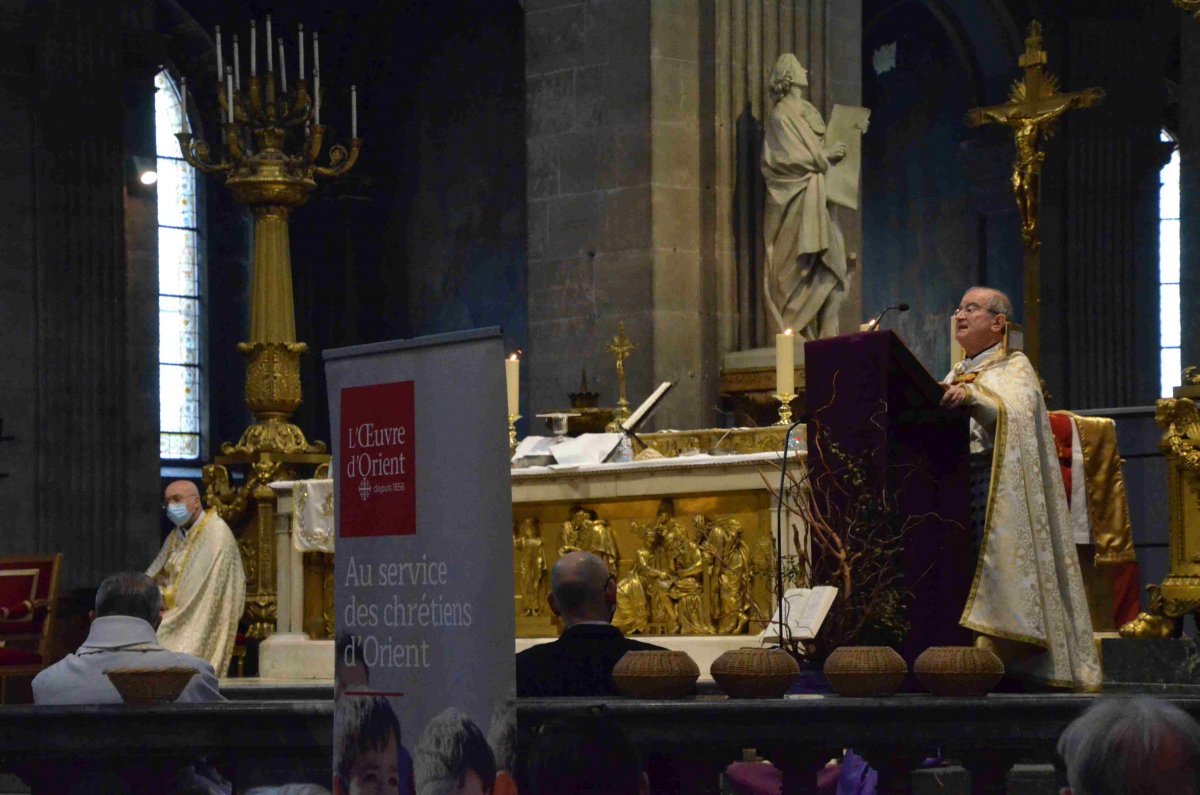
(805, 331, 974, 669)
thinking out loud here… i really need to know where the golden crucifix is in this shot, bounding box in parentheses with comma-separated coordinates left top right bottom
(605, 322, 635, 429)
(966, 20, 1103, 370)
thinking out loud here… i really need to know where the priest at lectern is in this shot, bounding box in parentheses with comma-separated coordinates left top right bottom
(941, 287, 1101, 689)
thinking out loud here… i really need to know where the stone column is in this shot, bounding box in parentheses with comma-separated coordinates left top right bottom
(1040, 17, 1164, 408)
(22, 0, 160, 587)
(526, 1, 861, 429)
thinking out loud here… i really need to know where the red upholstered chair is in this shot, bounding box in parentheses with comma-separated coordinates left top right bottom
(0, 553, 62, 702)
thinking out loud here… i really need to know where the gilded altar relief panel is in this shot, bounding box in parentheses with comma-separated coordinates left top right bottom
(512, 494, 776, 638)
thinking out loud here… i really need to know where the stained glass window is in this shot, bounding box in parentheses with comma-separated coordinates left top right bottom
(1160, 129, 1181, 398)
(156, 70, 203, 459)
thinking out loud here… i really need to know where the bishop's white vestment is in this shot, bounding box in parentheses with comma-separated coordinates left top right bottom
(147, 508, 246, 675)
(947, 345, 1101, 689)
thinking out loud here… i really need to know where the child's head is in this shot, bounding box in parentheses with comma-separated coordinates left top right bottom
(413, 707, 497, 795)
(336, 696, 404, 795)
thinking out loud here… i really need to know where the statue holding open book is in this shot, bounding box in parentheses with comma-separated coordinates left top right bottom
(762, 53, 869, 339)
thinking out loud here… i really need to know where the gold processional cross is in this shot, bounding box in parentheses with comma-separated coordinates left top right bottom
(966, 21, 1103, 370)
(605, 322, 635, 431)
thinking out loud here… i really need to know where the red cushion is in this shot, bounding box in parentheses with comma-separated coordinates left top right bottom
(0, 647, 42, 666)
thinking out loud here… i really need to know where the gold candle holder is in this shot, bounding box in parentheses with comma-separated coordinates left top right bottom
(773, 393, 796, 426)
(508, 414, 521, 455)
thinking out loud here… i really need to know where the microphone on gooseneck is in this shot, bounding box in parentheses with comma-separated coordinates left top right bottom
(867, 302, 910, 332)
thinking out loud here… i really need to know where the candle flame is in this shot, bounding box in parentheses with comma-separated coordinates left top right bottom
(509, 353, 519, 361)
(784, 328, 794, 336)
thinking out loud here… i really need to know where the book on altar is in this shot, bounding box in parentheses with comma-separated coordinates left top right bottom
(618, 381, 674, 434)
(758, 586, 838, 643)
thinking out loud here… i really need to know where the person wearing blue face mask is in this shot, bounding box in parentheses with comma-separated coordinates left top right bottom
(147, 480, 246, 675)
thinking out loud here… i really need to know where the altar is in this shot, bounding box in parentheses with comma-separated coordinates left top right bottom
(259, 428, 803, 681)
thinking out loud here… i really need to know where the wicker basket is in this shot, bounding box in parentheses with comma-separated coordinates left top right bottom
(914, 646, 1005, 696)
(104, 667, 198, 704)
(822, 646, 908, 697)
(710, 647, 800, 699)
(612, 650, 700, 699)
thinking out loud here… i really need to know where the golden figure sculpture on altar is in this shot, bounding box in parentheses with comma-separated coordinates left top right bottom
(666, 526, 715, 635)
(559, 505, 618, 576)
(514, 518, 548, 617)
(706, 520, 752, 634)
(613, 522, 676, 635)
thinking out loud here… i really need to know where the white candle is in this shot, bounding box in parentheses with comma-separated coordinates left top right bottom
(266, 16, 273, 72)
(225, 67, 234, 124)
(298, 24, 305, 80)
(278, 40, 287, 93)
(215, 26, 223, 79)
(775, 329, 794, 395)
(505, 355, 520, 416)
(351, 85, 357, 138)
(180, 77, 188, 131)
(250, 22, 257, 77)
(233, 34, 241, 90)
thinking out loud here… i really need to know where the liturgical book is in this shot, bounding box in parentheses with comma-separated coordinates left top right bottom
(759, 586, 838, 643)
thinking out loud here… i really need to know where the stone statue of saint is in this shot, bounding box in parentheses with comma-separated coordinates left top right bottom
(761, 53, 850, 339)
(514, 518, 548, 616)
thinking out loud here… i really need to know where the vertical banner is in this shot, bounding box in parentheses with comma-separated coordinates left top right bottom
(325, 328, 513, 795)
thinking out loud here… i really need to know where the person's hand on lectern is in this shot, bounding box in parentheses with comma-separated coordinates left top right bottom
(940, 383, 970, 409)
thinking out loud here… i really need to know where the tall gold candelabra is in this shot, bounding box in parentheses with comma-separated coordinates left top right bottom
(176, 27, 361, 639)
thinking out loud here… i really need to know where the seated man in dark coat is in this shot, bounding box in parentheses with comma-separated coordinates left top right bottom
(516, 551, 664, 697)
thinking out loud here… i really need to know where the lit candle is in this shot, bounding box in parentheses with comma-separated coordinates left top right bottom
(298, 24, 305, 81)
(266, 16, 273, 72)
(250, 21, 257, 77)
(278, 39, 287, 93)
(775, 329, 794, 396)
(351, 85, 357, 138)
(505, 354, 520, 416)
(232, 34, 241, 90)
(180, 77, 188, 132)
(225, 66, 235, 124)
(215, 26, 223, 80)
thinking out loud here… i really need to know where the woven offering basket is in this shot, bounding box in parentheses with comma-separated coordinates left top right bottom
(710, 647, 800, 699)
(104, 667, 198, 704)
(914, 646, 1005, 696)
(612, 650, 700, 699)
(822, 646, 908, 697)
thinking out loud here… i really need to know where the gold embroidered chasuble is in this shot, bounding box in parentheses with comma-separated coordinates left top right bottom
(947, 348, 1101, 688)
(147, 508, 246, 674)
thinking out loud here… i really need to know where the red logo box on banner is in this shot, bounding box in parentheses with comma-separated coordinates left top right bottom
(339, 381, 417, 537)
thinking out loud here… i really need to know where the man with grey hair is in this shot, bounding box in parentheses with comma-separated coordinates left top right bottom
(1058, 696, 1200, 794)
(516, 551, 664, 697)
(942, 286, 1099, 690)
(33, 571, 222, 704)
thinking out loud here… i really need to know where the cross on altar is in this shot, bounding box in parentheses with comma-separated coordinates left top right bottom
(966, 20, 1103, 370)
(605, 322, 635, 427)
